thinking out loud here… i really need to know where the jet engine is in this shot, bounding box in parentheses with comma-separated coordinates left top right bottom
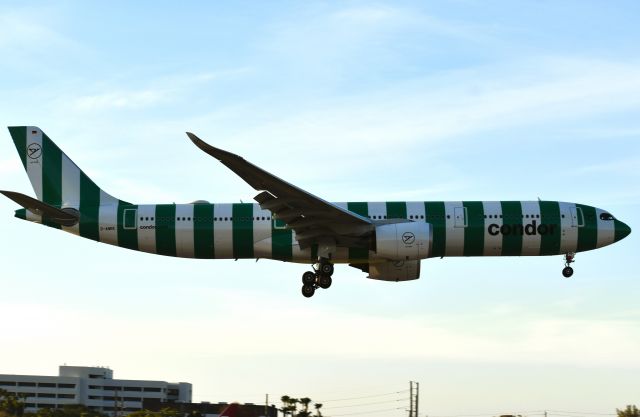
(374, 222, 431, 261)
(368, 260, 421, 281)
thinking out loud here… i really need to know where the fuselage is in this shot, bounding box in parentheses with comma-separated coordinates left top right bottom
(16, 200, 631, 264)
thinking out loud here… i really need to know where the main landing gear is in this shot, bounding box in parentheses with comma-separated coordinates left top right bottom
(562, 252, 575, 278)
(301, 259, 334, 298)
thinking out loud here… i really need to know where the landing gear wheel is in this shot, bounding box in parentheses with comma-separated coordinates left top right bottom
(318, 275, 332, 289)
(320, 262, 334, 276)
(562, 266, 574, 278)
(302, 271, 316, 285)
(301, 284, 316, 298)
(562, 253, 575, 278)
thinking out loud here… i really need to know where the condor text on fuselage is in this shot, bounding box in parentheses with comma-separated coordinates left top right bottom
(488, 219, 557, 236)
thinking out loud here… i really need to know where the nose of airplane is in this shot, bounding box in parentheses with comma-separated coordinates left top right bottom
(616, 221, 631, 241)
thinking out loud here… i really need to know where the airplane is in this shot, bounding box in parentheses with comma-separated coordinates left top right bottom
(1, 126, 632, 298)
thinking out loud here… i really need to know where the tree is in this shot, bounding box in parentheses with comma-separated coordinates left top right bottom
(279, 396, 324, 417)
(617, 406, 639, 417)
(0, 389, 25, 417)
(297, 399, 311, 417)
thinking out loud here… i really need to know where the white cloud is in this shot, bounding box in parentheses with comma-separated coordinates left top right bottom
(0, 8, 81, 59)
(73, 89, 168, 111)
(217, 58, 640, 159)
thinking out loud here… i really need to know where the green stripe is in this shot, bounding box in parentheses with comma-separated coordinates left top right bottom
(117, 202, 138, 251)
(386, 202, 407, 219)
(347, 202, 369, 262)
(42, 133, 63, 207)
(272, 221, 293, 261)
(155, 204, 177, 256)
(576, 204, 597, 252)
(539, 201, 561, 255)
(463, 201, 484, 256)
(79, 172, 100, 241)
(15, 208, 26, 220)
(41, 134, 63, 229)
(194, 204, 214, 259)
(8, 127, 27, 169)
(425, 202, 446, 257)
(500, 201, 523, 256)
(614, 219, 628, 242)
(232, 203, 254, 259)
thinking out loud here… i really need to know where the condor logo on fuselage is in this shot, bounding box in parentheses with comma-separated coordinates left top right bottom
(488, 220, 557, 236)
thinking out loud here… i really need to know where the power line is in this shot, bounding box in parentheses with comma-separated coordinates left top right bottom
(320, 389, 410, 402)
(323, 397, 410, 410)
(331, 406, 407, 416)
(428, 411, 617, 417)
(546, 411, 616, 416)
(429, 411, 547, 417)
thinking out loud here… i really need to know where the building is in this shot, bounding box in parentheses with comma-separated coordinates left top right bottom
(143, 399, 278, 417)
(0, 366, 192, 416)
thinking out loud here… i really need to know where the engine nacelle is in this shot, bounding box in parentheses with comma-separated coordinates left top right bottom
(375, 222, 431, 261)
(368, 260, 421, 281)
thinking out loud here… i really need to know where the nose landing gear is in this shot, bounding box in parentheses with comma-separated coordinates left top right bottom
(301, 259, 335, 298)
(562, 253, 575, 278)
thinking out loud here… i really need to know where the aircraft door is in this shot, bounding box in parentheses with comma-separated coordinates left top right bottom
(454, 206, 467, 228)
(123, 208, 137, 230)
(569, 207, 584, 227)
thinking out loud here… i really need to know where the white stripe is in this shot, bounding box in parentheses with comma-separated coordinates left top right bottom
(253, 206, 272, 259)
(483, 201, 503, 256)
(61, 154, 80, 207)
(175, 205, 195, 258)
(137, 205, 157, 254)
(595, 208, 615, 248)
(406, 201, 425, 222)
(214, 204, 233, 259)
(367, 202, 386, 220)
(25, 126, 43, 201)
(61, 154, 81, 235)
(99, 191, 118, 245)
(521, 201, 542, 256)
(445, 201, 464, 256)
(559, 202, 578, 254)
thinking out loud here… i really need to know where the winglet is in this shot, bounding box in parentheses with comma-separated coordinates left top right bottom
(186, 132, 240, 162)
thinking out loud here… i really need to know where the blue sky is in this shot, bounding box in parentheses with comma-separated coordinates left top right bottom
(0, 1, 639, 416)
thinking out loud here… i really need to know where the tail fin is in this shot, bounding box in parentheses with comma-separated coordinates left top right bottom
(7, 126, 120, 208)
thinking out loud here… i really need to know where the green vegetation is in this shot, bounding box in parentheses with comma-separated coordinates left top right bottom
(280, 396, 322, 417)
(618, 406, 640, 417)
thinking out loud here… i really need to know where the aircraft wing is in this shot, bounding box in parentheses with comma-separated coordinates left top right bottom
(187, 132, 373, 249)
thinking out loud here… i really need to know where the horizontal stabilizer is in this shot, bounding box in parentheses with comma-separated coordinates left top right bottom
(0, 190, 79, 226)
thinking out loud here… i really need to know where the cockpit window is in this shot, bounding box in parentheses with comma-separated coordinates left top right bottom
(600, 212, 615, 221)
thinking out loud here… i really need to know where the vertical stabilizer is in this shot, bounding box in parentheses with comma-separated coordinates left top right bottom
(7, 126, 120, 208)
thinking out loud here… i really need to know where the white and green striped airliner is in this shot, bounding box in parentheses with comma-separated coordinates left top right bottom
(2, 126, 631, 298)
